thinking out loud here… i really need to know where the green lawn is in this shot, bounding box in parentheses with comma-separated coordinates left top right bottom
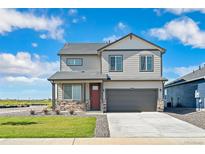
(0, 100, 51, 107)
(0, 116, 96, 138)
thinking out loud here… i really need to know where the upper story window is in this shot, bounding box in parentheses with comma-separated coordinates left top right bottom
(109, 55, 123, 72)
(140, 55, 154, 72)
(66, 58, 83, 66)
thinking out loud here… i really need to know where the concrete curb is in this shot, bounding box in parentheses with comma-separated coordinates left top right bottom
(0, 138, 205, 145)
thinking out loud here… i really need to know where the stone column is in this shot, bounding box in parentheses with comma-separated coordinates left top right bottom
(157, 99, 164, 112)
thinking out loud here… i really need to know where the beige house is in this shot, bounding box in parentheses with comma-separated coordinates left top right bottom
(48, 33, 167, 112)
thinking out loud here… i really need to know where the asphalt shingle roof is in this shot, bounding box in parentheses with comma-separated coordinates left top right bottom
(58, 43, 106, 55)
(165, 66, 205, 87)
(48, 71, 108, 80)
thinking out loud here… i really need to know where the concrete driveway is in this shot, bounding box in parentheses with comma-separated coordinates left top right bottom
(107, 112, 205, 137)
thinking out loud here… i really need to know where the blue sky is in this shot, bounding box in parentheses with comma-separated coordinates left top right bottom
(0, 8, 205, 99)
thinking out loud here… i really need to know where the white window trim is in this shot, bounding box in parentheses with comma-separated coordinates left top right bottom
(109, 55, 123, 72)
(63, 84, 81, 101)
(66, 58, 83, 66)
(140, 55, 154, 72)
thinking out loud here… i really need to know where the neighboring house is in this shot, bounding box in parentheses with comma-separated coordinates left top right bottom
(48, 33, 166, 112)
(165, 66, 205, 108)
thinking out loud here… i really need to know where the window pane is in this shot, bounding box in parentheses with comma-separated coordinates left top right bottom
(73, 85, 81, 100)
(67, 59, 75, 65)
(147, 56, 153, 71)
(110, 56, 116, 71)
(67, 59, 82, 66)
(116, 56, 123, 71)
(64, 84, 72, 99)
(140, 56, 146, 71)
(74, 59, 82, 65)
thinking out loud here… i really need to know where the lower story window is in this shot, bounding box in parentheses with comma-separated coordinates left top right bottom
(63, 84, 81, 100)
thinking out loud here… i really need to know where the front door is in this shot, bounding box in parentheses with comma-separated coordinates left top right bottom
(90, 83, 100, 110)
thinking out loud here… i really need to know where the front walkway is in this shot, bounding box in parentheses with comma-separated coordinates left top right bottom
(107, 112, 205, 137)
(0, 138, 205, 145)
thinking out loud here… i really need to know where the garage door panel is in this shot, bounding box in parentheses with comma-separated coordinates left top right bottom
(106, 89, 158, 112)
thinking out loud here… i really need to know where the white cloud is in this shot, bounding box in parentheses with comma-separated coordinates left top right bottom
(164, 8, 205, 15)
(69, 10, 86, 24)
(0, 52, 58, 80)
(103, 35, 120, 43)
(39, 34, 47, 39)
(102, 22, 129, 43)
(154, 9, 205, 16)
(0, 9, 64, 41)
(72, 17, 86, 24)
(174, 66, 200, 76)
(31, 42, 38, 48)
(115, 22, 129, 33)
(165, 66, 198, 77)
(164, 63, 205, 79)
(81, 16, 87, 22)
(68, 9, 78, 16)
(72, 18, 79, 24)
(117, 22, 126, 30)
(153, 9, 162, 16)
(4, 76, 46, 84)
(149, 17, 205, 48)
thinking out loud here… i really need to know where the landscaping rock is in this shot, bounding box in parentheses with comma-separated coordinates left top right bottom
(165, 108, 205, 129)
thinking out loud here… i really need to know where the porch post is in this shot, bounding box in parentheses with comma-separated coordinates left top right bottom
(51, 82, 56, 110)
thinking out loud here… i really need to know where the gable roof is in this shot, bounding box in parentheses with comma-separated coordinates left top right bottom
(58, 33, 165, 55)
(165, 66, 205, 87)
(58, 43, 106, 55)
(97, 33, 166, 52)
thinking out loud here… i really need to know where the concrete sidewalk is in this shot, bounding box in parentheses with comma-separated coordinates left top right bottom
(1, 138, 205, 145)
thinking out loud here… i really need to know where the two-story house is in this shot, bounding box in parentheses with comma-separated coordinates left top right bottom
(48, 33, 167, 112)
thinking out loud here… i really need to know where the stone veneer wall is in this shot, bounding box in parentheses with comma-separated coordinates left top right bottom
(157, 99, 164, 112)
(57, 100, 86, 112)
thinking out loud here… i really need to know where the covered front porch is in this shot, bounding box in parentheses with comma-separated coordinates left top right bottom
(48, 71, 107, 111)
(52, 80, 104, 111)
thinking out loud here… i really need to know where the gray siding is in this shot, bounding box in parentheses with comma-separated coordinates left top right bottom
(101, 50, 161, 79)
(61, 55, 101, 72)
(57, 83, 63, 100)
(165, 80, 205, 108)
(198, 82, 205, 106)
(104, 35, 161, 50)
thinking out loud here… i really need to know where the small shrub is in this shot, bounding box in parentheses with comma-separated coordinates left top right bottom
(30, 110, 35, 115)
(69, 109, 75, 115)
(55, 109, 60, 115)
(43, 108, 49, 115)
